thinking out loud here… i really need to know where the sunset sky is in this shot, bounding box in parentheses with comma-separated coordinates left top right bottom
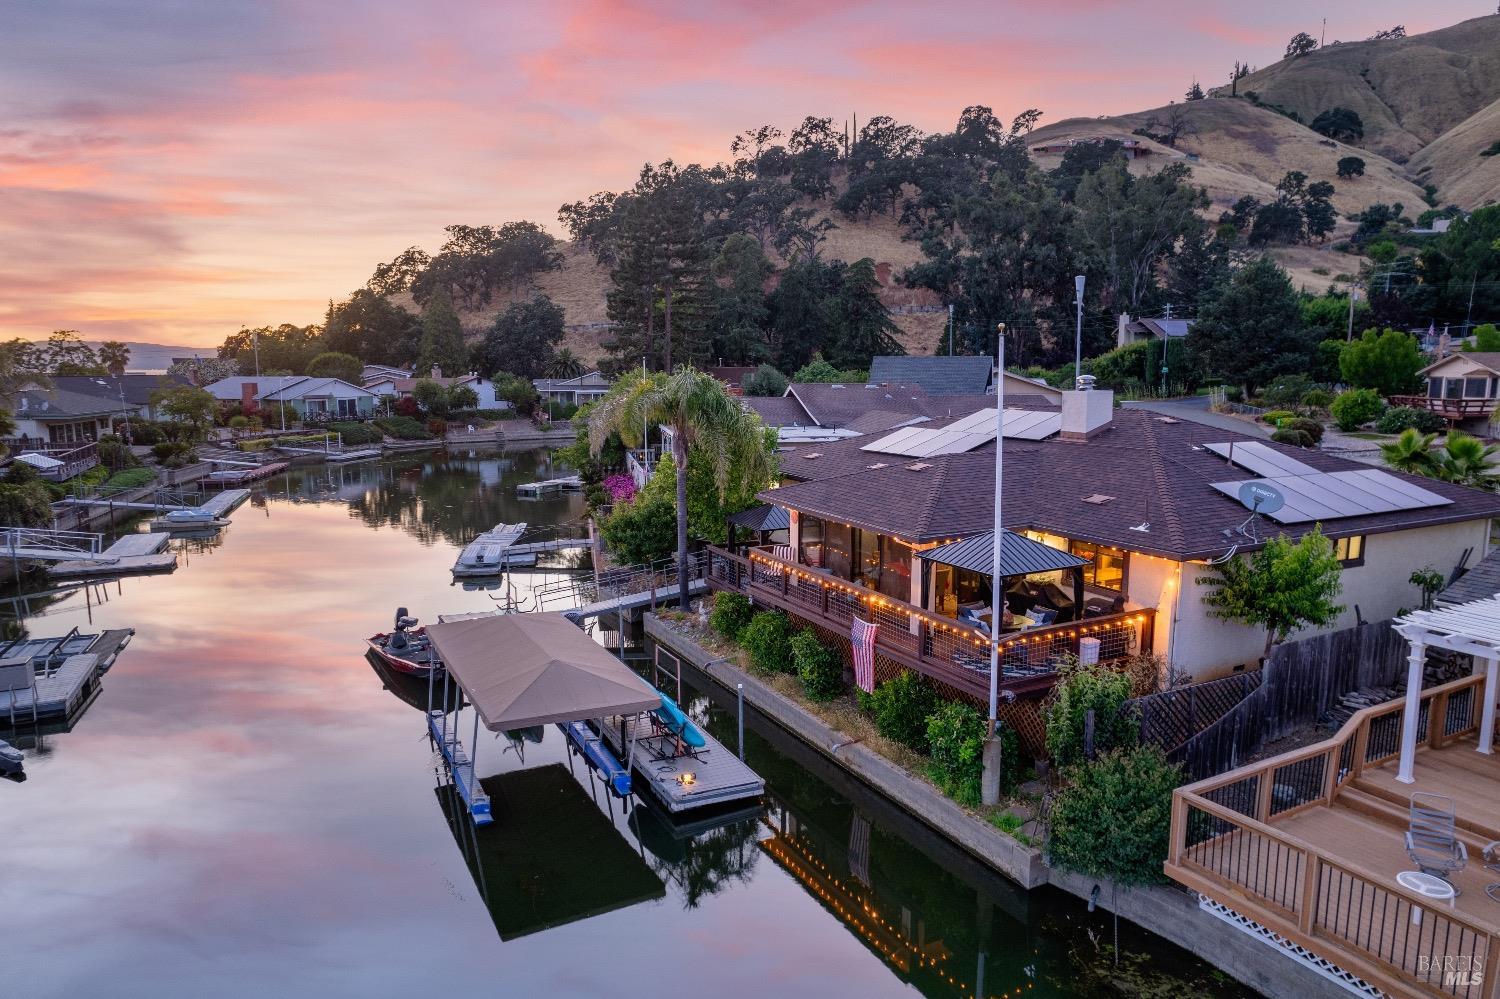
(1, 1, 1487, 348)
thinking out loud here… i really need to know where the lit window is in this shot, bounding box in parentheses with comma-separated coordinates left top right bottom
(1070, 540, 1127, 592)
(1333, 535, 1365, 567)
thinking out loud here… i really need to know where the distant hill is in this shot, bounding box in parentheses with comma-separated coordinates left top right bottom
(85, 341, 210, 373)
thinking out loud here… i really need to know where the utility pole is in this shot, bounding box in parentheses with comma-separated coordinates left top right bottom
(1320, 18, 1326, 47)
(982, 322, 1006, 807)
(948, 303, 955, 356)
(1346, 287, 1359, 341)
(1466, 274, 1478, 336)
(1073, 275, 1086, 385)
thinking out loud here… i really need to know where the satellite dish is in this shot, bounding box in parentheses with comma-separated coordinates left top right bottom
(1237, 481, 1285, 515)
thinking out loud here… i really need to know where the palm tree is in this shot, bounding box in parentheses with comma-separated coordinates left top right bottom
(1380, 428, 1439, 476)
(548, 348, 586, 380)
(98, 341, 131, 379)
(1437, 431, 1500, 489)
(588, 368, 773, 605)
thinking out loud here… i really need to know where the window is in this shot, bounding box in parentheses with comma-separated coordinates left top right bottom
(876, 536, 912, 600)
(822, 522, 852, 579)
(1445, 378, 1464, 400)
(1070, 540, 1127, 592)
(1466, 377, 1489, 398)
(336, 398, 358, 418)
(798, 515, 824, 568)
(1428, 377, 1443, 398)
(1333, 535, 1365, 567)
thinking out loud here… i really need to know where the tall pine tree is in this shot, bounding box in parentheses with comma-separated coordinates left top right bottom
(415, 288, 468, 376)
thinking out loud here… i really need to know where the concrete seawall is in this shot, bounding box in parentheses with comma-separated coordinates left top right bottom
(645, 613, 1350, 999)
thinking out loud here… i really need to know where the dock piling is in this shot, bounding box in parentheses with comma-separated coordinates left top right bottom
(737, 683, 745, 760)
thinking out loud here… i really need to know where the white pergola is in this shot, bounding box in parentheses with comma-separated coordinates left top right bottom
(1392, 595, 1500, 784)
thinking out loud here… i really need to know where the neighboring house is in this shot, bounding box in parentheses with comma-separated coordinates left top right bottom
(1116, 314, 1193, 348)
(868, 355, 993, 396)
(720, 388, 1500, 684)
(533, 372, 610, 407)
(202, 376, 377, 419)
(7, 385, 137, 445)
(744, 382, 1025, 441)
(366, 366, 506, 410)
(708, 366, 757, 395)
(50, 374, 185, 422)
(1029, 136, 1157, 159)
(1399, 351, 1500, 421)
(361, 364, 411, 386)
(258, 377, 378, 420)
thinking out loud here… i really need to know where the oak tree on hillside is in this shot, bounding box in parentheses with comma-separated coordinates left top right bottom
(1285, 32, 1318, 57)
(322, 290, 422, 368)
(471, 295, 565, 379)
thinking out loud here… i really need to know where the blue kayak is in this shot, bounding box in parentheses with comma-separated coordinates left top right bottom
(652, 692, 706, 748)
(558, 721, 632, 797)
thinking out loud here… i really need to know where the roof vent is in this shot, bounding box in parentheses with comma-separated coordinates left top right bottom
(1154, 416, 1180, 424)
(801, 452, 822, 460)
(866, 462, 888, 469)
(906, 462, 933, 471)
(1082, 493, 1115, 505)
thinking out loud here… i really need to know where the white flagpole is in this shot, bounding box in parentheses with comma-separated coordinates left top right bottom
(983, 323, 1006, 805)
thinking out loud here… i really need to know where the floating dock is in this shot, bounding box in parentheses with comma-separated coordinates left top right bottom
(45, 532, 176, 579)
(600, 713, 763, 814)
(277, 445, 381, 463)
(1, 628, 134, 724)
(202, 464, 287, 487)
(427, 708, 492, 824)
(451, 522, 528, 577)
(516, 475, 581, 499)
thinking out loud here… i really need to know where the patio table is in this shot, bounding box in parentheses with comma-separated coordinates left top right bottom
(1397, 869, 1456, 924)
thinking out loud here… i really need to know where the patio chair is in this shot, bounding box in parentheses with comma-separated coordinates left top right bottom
(1483, 841, 1500, 903)
(1406, 792, 1468, 893)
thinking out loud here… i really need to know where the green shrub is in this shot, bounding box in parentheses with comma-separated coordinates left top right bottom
(124, 421, 165, 445)
(925, 701, 988, 806)
(1223, 386, 1244, 403)
(1260, 374, 1315, 410)
(1330, 388, 1385, 431)
(599, 496, 675, 566)
(1271, 427, 1315, 448)
(103, 467, 154, 491)
(329, 421, 382, 446)
(1377, 406, 1446, 434)
(1258, 409, 1296, 425)
(791, 629, 844, 701)
(0, 480, 54, 527)
(1299, 388, 1333, 410)
(741, 611, 793, 675)
(742, 364, 789, 397)
(373, 415, 434, 440)
(1047, 745, 1183, 885)
(864, 670, 938, 751)
(227, 415, 248, 431)
(709, 592, 754, 641)
(4, 460, 39, 485)
(1042, 661, 1139, 769)
(96, 435, 138, 471)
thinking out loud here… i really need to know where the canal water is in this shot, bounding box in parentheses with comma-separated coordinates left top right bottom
(0, 449, 1252, 998)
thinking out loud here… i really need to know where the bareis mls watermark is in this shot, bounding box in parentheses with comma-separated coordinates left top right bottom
(1419, 955, 1484, 988)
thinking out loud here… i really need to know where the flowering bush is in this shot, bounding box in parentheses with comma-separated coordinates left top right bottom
(602, 473, 637, 504)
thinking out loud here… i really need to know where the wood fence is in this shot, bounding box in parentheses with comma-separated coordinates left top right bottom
(1128, 672, 1262, 753)
(1152, 621, 1409, 782)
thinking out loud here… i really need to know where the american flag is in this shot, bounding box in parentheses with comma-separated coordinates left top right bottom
(851, 617, 878, 694)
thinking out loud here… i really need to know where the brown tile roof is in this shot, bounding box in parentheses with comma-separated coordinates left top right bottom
(743, 395, 812, 427)
(763, 409, 1500, 560)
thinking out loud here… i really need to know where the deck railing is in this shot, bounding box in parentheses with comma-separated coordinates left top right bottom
(1389, 395, 1498, 419)
(707, 544, 1153, 697)
(1167, 671, 1498, 999)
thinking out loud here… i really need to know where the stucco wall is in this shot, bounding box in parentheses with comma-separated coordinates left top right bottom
(1167, 519, 1491, 679)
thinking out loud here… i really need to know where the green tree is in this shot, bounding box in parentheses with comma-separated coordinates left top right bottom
(1188, 257, 1313, 394)
(415, 288, 468, 376)
(322, 289, 422, 367)
(367, 246, 430, 296)
(1042, 660, 1139, 768)
(1339, 327, 1422, 396)
(825, 257, 902, 370)
(153, 384, 217, 441)
(492, 372, 540, 415)
(1197, 527, 1345, 657)
(447, 383, 480, 413)
(1381, 427, 1440, 475)
(1185, 80, 1205, 101)
(220, 323, 325, 375)
(412, 378, 452, 416)
(1336, 156, 1365, 179)
(1330, 388, 1385, 430)
(1048, 746, 1183, 886)
(1311, 108, 1364, 143)
(98, 341, 130, 378)
(707, 233, 773, 365)
(1436, 431, 1500, 490)
(410, 221, 563, 311)
(1285, 31, 1318, 57)
(40, 331, 104, 376)
(1465, 324, 1500, 351)
(306, 351, 363, 384)
(546, 347, 586, 379)
(599, 494, 676, 564)
(1164, 221, 1231, 315)
(588, 369, 775, 604)
(471, 295, 565, 379)
(791, 353, 866, 384)
(741, 364, 789, 397)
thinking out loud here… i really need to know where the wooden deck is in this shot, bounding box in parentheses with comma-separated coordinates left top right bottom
(1168, 674, 1500, 999)
(600, 714, 763, 814)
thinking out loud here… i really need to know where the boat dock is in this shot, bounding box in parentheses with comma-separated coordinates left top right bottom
(565, 578, 708, 621)
(451, 522, 528, 577)
(277, 445, 382, 463)
(600, 713, 764, 814)
(202, 463, 287, 487)
(426, 709, 492, 825)
(54, 487, 250, 518)
(516, 475, 581, 499)
(1, 628, 134, 724)
(0, 527, 177, 579)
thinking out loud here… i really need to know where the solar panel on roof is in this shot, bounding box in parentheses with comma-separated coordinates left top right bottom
(860, 408, 1059, 457)
(1204, 441, 1319, 478)
(1211, 469, 1452, 524)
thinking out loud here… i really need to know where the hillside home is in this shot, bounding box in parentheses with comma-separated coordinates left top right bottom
(1115, 314, 1193, 348)
(1395, 351, 1500, 422)
(709, 388, 1500, 694)
(532, 372, 610, 407)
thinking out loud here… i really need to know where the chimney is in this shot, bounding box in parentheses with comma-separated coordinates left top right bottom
(1060, 377, 1114, 440)
(431, 364, 442, 379)
(1117, 313, 1131, 349)
(241, 382, 258, 411)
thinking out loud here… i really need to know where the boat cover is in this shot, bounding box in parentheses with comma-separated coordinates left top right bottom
(425, 612, 660, 730)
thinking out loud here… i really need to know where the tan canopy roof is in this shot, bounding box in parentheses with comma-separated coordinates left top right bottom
(426, 613, 661, 730)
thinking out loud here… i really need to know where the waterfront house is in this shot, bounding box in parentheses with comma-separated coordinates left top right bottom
(708, 388, 1500, 693)
(364, 366, 506, 410)
(532, 371, 610, 408)
(203, 376, 377, 420)
(1397, 351, 1500, 422)
(7, 385, 137, 446)
(49, 374, 184, 423)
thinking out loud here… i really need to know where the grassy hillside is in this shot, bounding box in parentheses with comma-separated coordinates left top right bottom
(1217, 15, 1500, 164)
(1029, 99, 1426, 216)
(1408, 96, 1500, 209)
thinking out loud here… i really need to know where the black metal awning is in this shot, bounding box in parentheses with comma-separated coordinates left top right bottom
(918, 530, 1088, 578)
(727, 504, 791, 532)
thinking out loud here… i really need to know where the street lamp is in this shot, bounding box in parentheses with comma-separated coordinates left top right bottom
(1074, 274, 1086, 385)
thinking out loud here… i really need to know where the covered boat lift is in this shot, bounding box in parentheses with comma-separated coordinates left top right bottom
(424, 612, 663, 825)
